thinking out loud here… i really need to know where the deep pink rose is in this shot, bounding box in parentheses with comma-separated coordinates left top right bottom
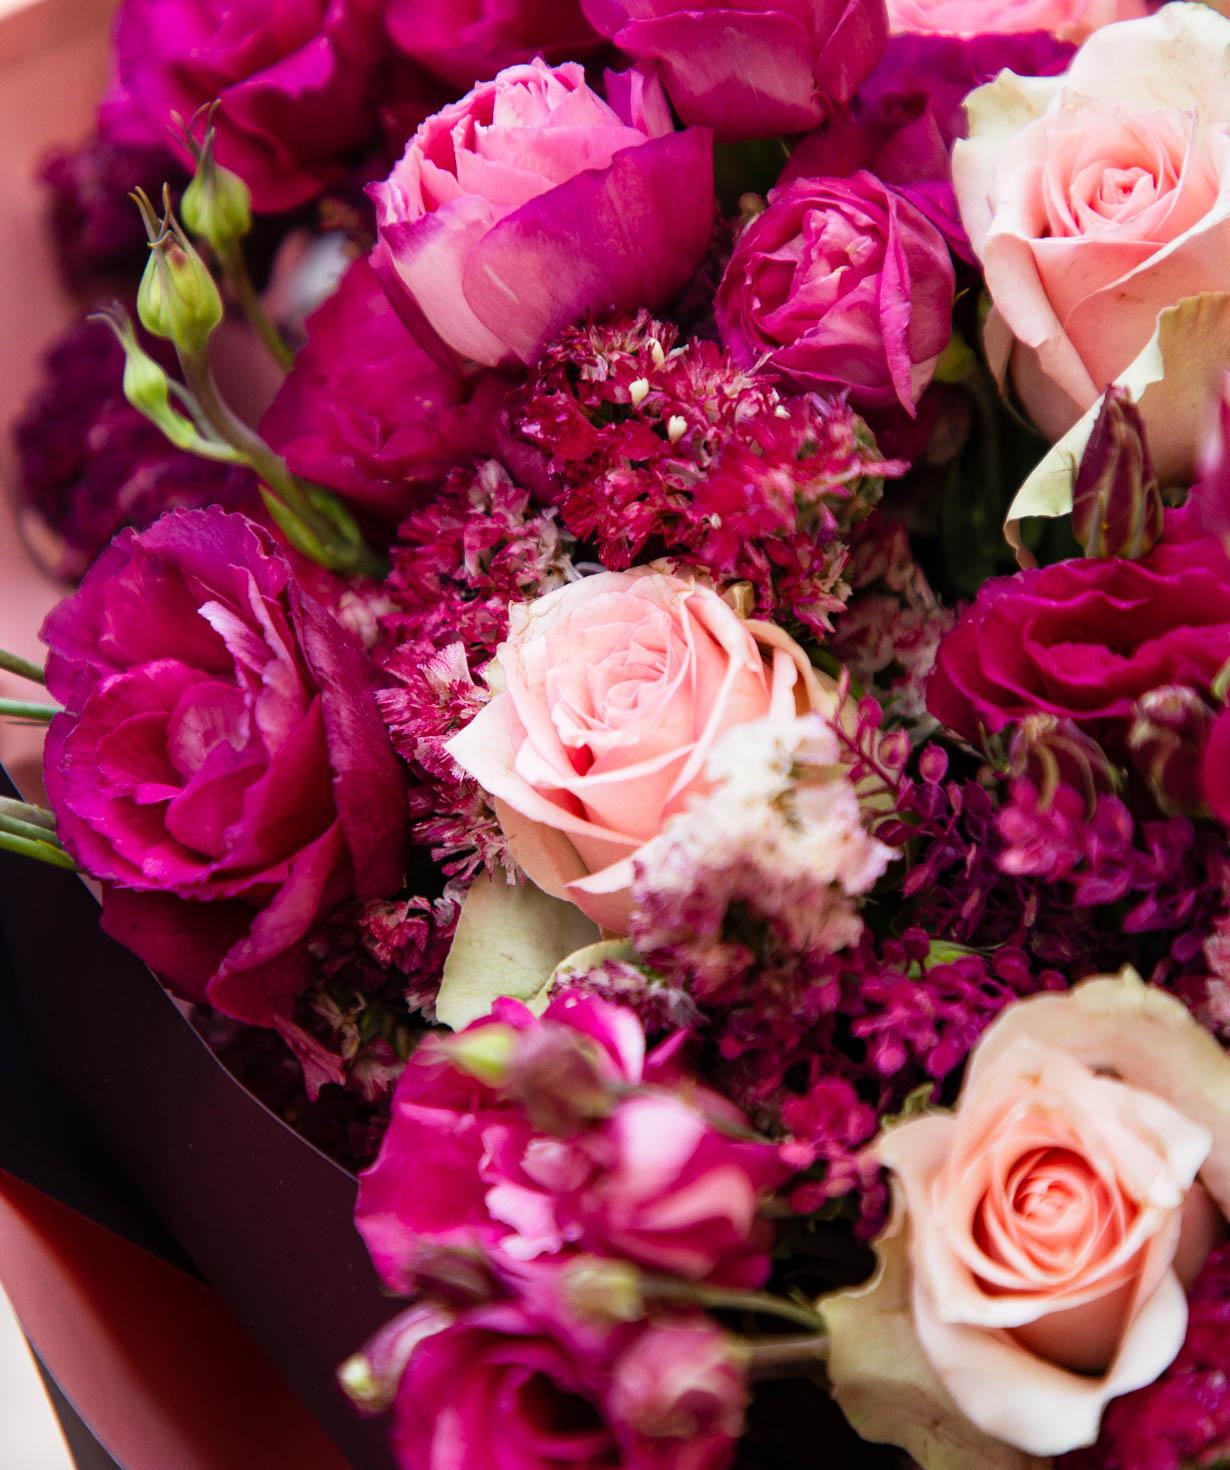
(876, 973, 1230, 1456)
(40, 508, 408, 1027)
(927, 505, 1230, 750)
(371, 60, 714, 368)
(716, 172, 955, 415)
(388, 1304, 745, 1470)
(100, 0, 387, 212)
(261, 256, 472, 527)
(384, 0, 602, 91)
(581, 0, 886, 142)
(446, 568, 839, 933)
(355, 992, 786, 1294)
(885, 0, 1144, 41)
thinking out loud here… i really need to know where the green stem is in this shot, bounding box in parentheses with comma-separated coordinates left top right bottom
(217, 241, 294, 371)
(0, 798, 55, 831)
(0, 699, 61, 722)
(0, 649, 46, 685)
(177, 346, 385, 580)
(0, 811, 64, 847)
(0, 830, 76, 870)
(744, 1333, 830, 1376)
(640, 1277, 828, 1333)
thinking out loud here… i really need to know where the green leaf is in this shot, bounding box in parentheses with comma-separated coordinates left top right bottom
(435, 868, 601, 1031)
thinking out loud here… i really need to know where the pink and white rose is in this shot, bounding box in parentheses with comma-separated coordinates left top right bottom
(885, 0, 1144, 42)
(952, 3, 1230, 469)
(867, 972, 1230, 1458)
(445, 569, 838, 933)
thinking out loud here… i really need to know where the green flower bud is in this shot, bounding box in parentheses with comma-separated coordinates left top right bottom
(181, 126, 252, 252)
(134, 188, 223, 353)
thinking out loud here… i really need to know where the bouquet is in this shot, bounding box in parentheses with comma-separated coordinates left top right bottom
(8, 0, 1230, 1465)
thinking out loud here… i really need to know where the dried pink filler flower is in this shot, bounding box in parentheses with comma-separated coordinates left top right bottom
(630, 713, 895, 1002)
(512, 311, 903, 636)
(376, 460, 574, 876)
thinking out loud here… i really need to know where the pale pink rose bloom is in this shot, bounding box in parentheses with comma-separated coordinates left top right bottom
(446, 569, 835, 932)
(877, 973, 1230, 1457)
(952, 3, 1230, 468)
(886, 0, 1144, 42)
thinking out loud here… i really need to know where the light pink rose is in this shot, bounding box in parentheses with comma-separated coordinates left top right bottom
(876, 972, 1230, 1457)
(886, 0, 1144, 42)
(446, 569, 835, 932)
(952, 3, 1230, 466)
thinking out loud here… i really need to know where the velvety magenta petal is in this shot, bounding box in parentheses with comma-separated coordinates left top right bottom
(614, 9, 824, 140)
(460, 127, 714, 366)
(292, 587, 409, 896)
(99, 885, 252, 1004)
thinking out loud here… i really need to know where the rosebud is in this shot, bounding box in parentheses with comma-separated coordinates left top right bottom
(338, 1304, 451, 1414)
(1007, 714, 1119, 816)
(507, 1025, 621, 1136)
(134, 188, 223, 354)
(181, 126, 252, 253)
(1127, 685, 1213, 814)
(1070, 386, 1163, 560)
(607, 1318, 747, 1445)
(1197, 370, 1230, 545)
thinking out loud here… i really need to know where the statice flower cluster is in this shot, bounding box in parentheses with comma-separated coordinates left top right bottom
(511, 311, 903, 636)
(376, 459, 575, 875)
(629, 713, 896, 1003)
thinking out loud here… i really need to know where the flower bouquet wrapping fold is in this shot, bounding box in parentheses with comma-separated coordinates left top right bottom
(11, 1, 1230, 1468)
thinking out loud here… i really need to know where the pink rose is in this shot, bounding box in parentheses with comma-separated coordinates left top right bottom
(874, 973, 1230, 1457)
(371, 60, 714, 368)
(445, 569, 837, 933)
(886, 0, 1144, 42)
(952, 4, 1230, 460)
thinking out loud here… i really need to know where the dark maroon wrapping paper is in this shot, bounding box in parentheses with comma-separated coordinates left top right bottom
(0, 772, 398, 1470)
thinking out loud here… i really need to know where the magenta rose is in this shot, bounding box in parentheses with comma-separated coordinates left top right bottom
(41, 508, 408, 1028)
(371, 60, 714, 368)
(388, 1304, 745, 1470)
(716, 172, 955, 415)
(927, 505, 1230, 750)
(355, 992, 786, 1294)
(100, 0, 387, 212)
(261, 256, 474, 527)
(581, 0, 886, 142)
(384, 0, 602, 91)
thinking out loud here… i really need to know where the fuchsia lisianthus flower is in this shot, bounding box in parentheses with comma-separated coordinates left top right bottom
(927, 505, 1230, 750)
(387, 1303, 746, 1470)
(875, 973, 1230, 1457)
(100, 0, 387, 213)
(952, 3, 1230, 460)
(445, 568, 840, 934)
(384, 0, 602, 91)
(40, 508, 408, 1029)
(885, 0, 1144, 41)
(580, 0, 886, 143)
(371, 60, 714, 368)
(261, 256, 473, 527)
(354, 991, 787, 1294)
(716, 172, 955, 416)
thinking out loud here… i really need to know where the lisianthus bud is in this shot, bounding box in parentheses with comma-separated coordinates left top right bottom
(338, 1304, 451, 1414)
(607, 1318, 748, 1445)
(134, 189, 223, 353)
(1127, 685, 1213, 814)
(443, 1024, 517, 1086)
(1070, 386, 1163, 560)
(558, 1256, 644, 1325)
(181, 127, 253, 253)
(1007, 714, 1118, 815)
(507, 1025, 621, 1135)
